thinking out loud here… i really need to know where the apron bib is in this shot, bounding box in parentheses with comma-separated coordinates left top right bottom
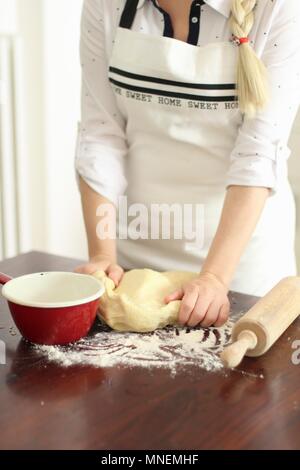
(107, 0, 296, 296)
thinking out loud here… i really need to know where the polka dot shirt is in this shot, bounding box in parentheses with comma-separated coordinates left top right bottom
(75, 0, 300, 205)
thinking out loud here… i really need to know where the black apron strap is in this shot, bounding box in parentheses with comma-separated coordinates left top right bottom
(119, 0, 140, 29)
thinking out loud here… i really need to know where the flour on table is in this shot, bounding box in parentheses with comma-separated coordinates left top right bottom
(35, 319, 234, 374)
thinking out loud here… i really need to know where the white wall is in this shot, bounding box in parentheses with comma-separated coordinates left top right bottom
(0, 0, 17, 34)
(15, 0, 87, 260)
(288, 112, 300, 267)
(16, 0, 47, 252)
(42, 0, 87, 260)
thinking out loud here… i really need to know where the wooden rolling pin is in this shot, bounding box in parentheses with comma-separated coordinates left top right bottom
(221, 276, 300, 368)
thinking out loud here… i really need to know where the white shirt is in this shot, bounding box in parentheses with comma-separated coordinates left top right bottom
(75, 0, 300, 206)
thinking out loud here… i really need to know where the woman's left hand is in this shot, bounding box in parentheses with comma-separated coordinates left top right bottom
(165, 272, 230, 327)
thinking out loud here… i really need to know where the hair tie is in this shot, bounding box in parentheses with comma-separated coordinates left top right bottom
(232, 35, 249, 46)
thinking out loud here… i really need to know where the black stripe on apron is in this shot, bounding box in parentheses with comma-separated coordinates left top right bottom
(149, 0, 173, 38)
(109, 66, 236, 90)
(119, 0, 140, 29)
(120, 0, 173, 37)
(109, 77, 238, 102)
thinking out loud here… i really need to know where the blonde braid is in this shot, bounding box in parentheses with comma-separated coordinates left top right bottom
(229, 0, 269, 117)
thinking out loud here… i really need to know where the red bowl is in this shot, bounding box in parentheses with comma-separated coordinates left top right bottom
(1, 271, 104, 345)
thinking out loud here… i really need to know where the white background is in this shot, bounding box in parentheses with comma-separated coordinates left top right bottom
(16, 0, 86, 260)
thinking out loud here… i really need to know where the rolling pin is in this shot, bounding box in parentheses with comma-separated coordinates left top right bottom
(221, 276, 300, 368)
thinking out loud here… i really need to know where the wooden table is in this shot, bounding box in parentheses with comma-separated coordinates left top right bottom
(0, 251, 299, 450)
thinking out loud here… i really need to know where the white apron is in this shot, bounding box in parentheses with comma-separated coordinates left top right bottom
(107, 0, 296, 296)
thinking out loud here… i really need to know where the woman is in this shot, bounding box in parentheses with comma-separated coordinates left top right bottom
(74, 0, 300, 327)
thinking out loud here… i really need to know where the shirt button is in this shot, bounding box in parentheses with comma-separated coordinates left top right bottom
(191, 17, 198, 23)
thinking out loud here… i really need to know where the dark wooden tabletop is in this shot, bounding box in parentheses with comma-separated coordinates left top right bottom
(0, 251, 299, 450)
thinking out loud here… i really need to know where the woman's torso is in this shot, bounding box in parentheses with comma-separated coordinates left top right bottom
(104, 0, 297, 295)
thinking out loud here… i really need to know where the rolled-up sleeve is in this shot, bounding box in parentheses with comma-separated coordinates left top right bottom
(75, 0, 128, 206)
(226, 0, 300, 193)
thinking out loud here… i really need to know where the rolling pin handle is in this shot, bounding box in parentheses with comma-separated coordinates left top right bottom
(220, 330, 258, 368)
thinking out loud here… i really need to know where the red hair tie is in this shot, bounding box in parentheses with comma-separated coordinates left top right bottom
(232, 35, 249, 46)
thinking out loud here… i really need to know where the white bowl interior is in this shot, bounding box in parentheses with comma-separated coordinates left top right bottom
(2, 272, 104, 308)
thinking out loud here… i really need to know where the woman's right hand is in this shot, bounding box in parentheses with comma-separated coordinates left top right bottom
(74, 255, 124, 287)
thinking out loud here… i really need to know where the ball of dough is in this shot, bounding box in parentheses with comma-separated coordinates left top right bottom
(93, 269, 198, 332)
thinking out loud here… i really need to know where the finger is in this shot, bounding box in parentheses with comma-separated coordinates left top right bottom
(73, 263, 96, 275)
(186, 297, 211, 327)
(214, 302, 230, 327)
(164, 288, 184, 304)
(73, 265, 84, 273)
(200, 300, 220, 327)
(107, 264, 124, 287)
(178, 288, 199, 325)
